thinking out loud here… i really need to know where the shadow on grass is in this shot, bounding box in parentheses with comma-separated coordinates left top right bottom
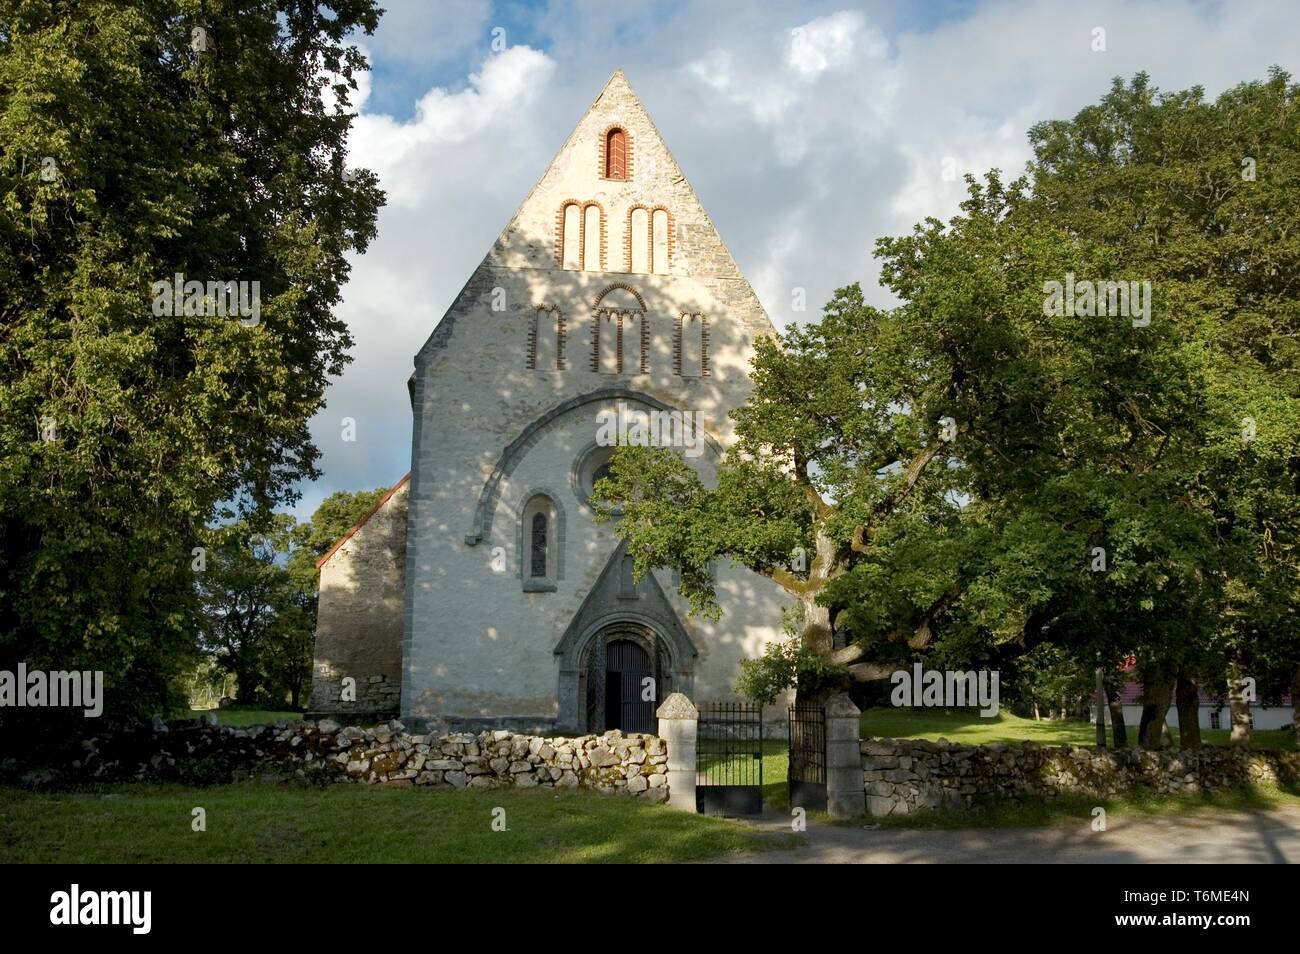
(0, 782, 782, 864)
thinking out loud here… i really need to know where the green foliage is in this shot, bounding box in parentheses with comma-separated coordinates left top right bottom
(734, 608, 846, 704)
(195, 516, 304, 707)
(193, 486, 389, 708)
(0, 1, 384, 718)
(599, 70, 1300, 707)
(1009, 644, 1092, 714)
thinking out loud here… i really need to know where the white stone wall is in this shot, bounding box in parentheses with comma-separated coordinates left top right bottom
(402, 72, 790, 728)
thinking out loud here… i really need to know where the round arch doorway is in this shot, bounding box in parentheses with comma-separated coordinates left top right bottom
(581, 621, 670, 734)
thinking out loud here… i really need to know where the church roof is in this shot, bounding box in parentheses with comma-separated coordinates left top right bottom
(315, 473, 411, 570)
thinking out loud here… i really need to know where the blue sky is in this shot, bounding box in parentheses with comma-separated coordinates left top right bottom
(290, 0, 1300, 521)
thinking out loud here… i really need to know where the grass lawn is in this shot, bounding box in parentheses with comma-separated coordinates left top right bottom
(186, 708, 303, 727)
(860, 707, 1297, 750)
(867, 781, 1300, 830)
(0, 782, 781, 864)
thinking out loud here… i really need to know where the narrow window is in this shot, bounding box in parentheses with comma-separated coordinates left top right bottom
(561, 203, 581, 270)
(531, 307, 560, 371)
(595, 311, 620, 374)
(583, 205, 602, 271)
(619, 554, 637, 598)
(622, 311, 647, 374)
(677, 313, 707, 377)
(606, 128, 627, 179)
(530, 512, 548, 578)
(629, 208, 649, 274)
(651, 209, 669, 274)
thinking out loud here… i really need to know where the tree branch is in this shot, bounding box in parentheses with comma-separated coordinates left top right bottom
(850, 424, 966, 553)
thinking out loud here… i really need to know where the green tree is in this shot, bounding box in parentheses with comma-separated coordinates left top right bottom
(0, 1, 384, 718)
(195, 516, 296, 705)
(1022, 70, 1300, 745)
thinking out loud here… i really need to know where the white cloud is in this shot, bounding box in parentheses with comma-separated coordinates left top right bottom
(349, 46, 554, 207)
(788, 10, 886, 77)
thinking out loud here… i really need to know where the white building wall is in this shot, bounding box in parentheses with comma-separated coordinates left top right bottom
(401, 71, 789, 729)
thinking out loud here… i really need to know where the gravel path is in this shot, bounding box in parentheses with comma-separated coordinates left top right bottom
(719, 805, 1300, 864)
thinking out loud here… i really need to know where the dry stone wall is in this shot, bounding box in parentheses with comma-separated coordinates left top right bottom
(23, 718, 669, 800)
(861, 738, 1300, 817)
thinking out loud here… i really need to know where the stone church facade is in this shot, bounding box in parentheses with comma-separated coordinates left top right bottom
(309, 70, 789, 732)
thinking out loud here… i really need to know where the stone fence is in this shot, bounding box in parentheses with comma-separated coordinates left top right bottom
(861, 737, 1300, 818)
(11, 691, 1294, 824)
(14, 717, 670, 800)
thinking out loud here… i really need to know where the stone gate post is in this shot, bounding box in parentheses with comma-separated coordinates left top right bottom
(656, 692, 698, 812)
(825, 692, 865, 819)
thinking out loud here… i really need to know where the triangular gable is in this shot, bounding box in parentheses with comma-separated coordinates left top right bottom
(414, 68, 774, 365)
(554, 538, 698, 668)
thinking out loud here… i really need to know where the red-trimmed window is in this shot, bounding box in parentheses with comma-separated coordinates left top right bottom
(606, 128, 627, 179)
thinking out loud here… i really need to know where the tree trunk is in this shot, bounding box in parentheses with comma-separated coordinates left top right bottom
(1226, 661, 1251, 749)
(1137, 704, 1156, 747)
(1175, 669, 1201, 749)
(1108, 699, 1128, 747)
(1137, 667, 1174, 749)
(800, 596, 833, 656)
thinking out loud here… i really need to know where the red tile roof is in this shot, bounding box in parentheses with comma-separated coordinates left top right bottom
(315, 474, 411, 570)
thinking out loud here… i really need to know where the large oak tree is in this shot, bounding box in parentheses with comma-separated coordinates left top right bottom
(598, 71, 1300, 741)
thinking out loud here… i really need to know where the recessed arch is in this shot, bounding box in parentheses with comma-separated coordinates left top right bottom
(463, 387, 724, 546)
(592, 282, 646, 311)
(553, 540, 700, 732)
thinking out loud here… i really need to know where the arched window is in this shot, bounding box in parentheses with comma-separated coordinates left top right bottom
(651, 209, 670, 274)
(561, 203, 581, 270)
(583, 204, 602, 271)
(520, 493, 563, 590)
(629, 207, 650, 273)
(530, 512, 548, 578)
(594, 310, 620, 374)
(622, 310, 648, 374)
(558, 201, 603, 271)
(605, 128, 627, 179)
(529, 306, 563, 370)
(676, 313, 709, 377)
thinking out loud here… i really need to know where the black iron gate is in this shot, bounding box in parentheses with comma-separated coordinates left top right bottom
(696, 701, 763, 816)
(605, 640, 654, 733)
(788, 702, 827, 811)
